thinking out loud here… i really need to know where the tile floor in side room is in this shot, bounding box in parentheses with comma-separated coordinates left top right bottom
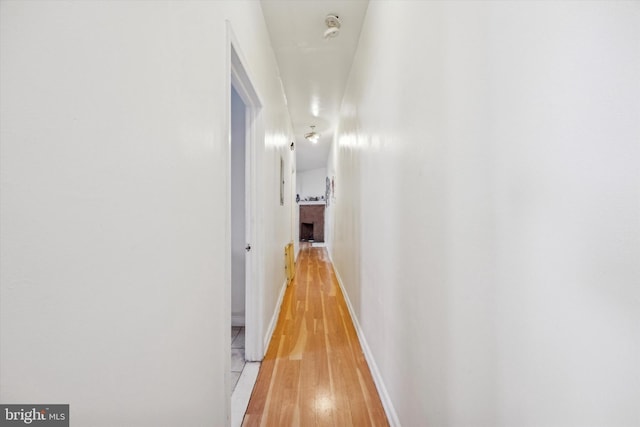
(231, 326, 246, 393)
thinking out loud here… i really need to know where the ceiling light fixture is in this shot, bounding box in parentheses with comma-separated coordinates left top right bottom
(324, 14, 341, 39)
(305, 125, 320, 144)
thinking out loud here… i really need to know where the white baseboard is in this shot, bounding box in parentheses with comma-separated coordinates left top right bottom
(328, 252, 401, 427)
(263, 279, 287, 355)
(231, 314, 245, 327)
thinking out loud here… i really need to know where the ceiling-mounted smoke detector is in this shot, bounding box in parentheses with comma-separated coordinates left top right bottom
(324, 14, 341, 39)
(305, 125, 320, 144)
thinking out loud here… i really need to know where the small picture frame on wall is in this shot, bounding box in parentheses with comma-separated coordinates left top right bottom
(325, 176, 330, 207)
(332, 176, 335, 200)
(280, 156, 284, 206)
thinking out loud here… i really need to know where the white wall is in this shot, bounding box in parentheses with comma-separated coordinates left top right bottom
(0, 1, 294, 426)
(327, 1, 640, 426)
(296, 167, 327, 200)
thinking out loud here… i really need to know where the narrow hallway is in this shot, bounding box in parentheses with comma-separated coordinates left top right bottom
(243, 245, 389, 426)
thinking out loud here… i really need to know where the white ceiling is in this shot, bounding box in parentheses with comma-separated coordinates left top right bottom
(260, 0, 369, 172)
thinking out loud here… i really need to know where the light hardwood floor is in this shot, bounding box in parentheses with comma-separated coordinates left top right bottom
(243, 245, 389, 426)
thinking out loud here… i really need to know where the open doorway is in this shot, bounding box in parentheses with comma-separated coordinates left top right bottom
(230, 85, 248, 393)
(228, 28, 263, 424)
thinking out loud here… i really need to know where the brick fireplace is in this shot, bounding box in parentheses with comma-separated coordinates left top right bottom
(299, 204, 325, 242)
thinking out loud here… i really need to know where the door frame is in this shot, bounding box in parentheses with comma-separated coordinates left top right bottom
(227, 22, 263, 363)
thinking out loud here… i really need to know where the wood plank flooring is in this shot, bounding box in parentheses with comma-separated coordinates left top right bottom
(243, 245, 389, 427)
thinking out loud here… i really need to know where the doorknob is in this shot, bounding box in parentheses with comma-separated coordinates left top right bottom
(245, 244, 251, 252)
